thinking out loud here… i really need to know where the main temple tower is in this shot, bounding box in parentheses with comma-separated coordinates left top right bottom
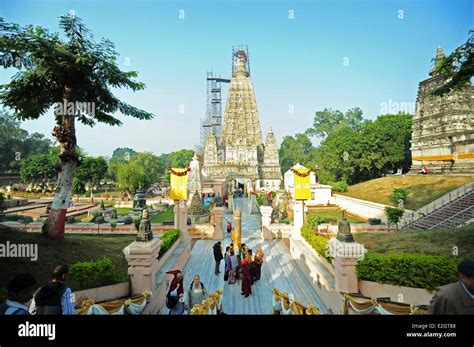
(202, 47, 282, 192)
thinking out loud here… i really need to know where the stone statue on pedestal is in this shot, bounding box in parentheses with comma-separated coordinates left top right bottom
(137, 209, 153, 242)
(336, 210, 354, 243)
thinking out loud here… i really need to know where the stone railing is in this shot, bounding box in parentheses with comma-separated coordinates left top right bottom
(271, 288, 320, 315)
(333, 194, 414, 223)
(400, 180, 474, 229)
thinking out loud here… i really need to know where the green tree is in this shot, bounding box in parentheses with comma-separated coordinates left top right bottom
(359, 113, 412, 177)
(307, 107, 365, 139)
(433, 30, 473, 96)
(115, 153, 162, 197)
(0, 109, 52, 174)
(390, 188, 408, 204)
(0, 14, 154, 239)
(111, 147, 137, 161)
(278, 133, 314, 174)
(73, 156, 108, 194)
(385, 207, 405, 231)
(19, 150, 59, 189)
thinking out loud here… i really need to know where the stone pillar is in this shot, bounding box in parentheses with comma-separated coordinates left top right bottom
(292, 200, 305, 240)
(260, 206, 273, 240)
(328, 238, 367, 294)
(124, 238, 162, 295)
(233, 208, 242, 250)
(174, 200, 189, 241)
(213, 207, 224, 240)
(227, 194, 233, 214)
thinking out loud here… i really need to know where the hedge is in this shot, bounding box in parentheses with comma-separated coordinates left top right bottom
(70, 257, 118, 289)
(356, 252, 459, 291)
(158, 228, 180, 258)
(301, 223, 332, 261)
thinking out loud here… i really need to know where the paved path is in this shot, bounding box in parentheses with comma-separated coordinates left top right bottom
(179, 198, 328, 314)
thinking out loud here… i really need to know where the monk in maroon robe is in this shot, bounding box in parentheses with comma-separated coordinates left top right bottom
(240, 259, 252, 298)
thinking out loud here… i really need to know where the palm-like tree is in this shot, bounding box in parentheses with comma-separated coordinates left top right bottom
(0, 13, 154, 239)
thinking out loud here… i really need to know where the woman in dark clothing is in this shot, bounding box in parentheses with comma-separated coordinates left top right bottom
(240, 259, 252, 298)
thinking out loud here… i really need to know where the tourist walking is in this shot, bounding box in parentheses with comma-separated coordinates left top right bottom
(32, 265, 84, 315)
(254, 248, 264, 282)
(427, 259, 474, 314)
(226, 220, 233, 234)
(187, 275, 208, 312)
(0, 274, 37, 315)
(213, 241, 223, 275)
(240, 260, 252, 298)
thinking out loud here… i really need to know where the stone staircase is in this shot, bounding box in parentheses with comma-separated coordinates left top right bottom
(404, 190, 474, 230)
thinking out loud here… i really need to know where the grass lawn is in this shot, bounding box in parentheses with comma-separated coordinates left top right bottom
(308, 210, 365, 223)
(116, 208, 131, 216)
(339, 176, 472, 210)
(0, 225, 134, 299)
(151, 206, 174, 223)
(354, 224, 474, 259)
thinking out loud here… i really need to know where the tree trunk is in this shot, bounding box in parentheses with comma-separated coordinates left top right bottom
(45, 88, 78, 240)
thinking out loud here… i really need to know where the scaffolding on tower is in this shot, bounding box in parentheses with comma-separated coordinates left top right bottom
(199, 71, 230, 154)
(232, 45, 250, 77)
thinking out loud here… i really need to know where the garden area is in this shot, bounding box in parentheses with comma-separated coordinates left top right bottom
(0, 225, 134, 302)
(0, 224, 182, 302)
(338, 175, 472, 210)
(300, 223, 473, 291)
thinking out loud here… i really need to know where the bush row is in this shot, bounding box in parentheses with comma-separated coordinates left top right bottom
(356, 252, 459, 291)
(158, 228, 180, 258)
(301, 223, 332, 262)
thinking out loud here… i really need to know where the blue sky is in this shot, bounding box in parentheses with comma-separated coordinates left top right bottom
(1, 0, 472, 157)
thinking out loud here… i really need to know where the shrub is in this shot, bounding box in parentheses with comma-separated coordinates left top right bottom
(158, 228, 180, 258)
(5, 214, 23, 221)
(391, 188, 408, 203)
(368, 218, 382, 225)
(306, 213, 320, 228)
(327, 181, 348, 193)
(70, 257, 117, 289)
(66, 216, 76, 224)
(84, 191, 91, 197)
(301, 223, 332, 262)
(356, 252, 459, 291)
(110, 221, 117, 231)
(385, 207, 404, 230)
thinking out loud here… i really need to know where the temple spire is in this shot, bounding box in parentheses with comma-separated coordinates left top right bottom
(429, 45, 445, 77)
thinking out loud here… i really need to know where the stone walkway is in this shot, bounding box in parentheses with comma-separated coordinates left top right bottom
(177, 198, 328, 314)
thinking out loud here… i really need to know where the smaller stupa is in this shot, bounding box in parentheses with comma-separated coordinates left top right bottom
(188, 191, 210, 224)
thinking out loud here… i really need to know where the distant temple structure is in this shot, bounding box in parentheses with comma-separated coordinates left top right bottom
(201, 47, 282, 194)
(410, 46, 474, 175)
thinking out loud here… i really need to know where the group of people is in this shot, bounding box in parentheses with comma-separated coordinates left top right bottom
(0, 265, 85, 315)
(165, 270, 209, 315)
(213, 241, 264, 298)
